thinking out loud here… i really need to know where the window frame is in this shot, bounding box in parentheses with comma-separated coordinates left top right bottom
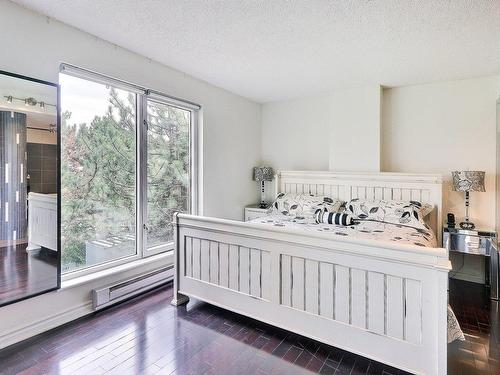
(59, 64, 200, 280)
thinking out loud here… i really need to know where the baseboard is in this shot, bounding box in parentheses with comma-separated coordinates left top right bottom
(0, 301, 93, 350)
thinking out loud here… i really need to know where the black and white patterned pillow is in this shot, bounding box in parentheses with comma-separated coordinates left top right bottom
(272, 193, 345, 219)
(345, 199, 433, 230)
(315, 210, 356, 226)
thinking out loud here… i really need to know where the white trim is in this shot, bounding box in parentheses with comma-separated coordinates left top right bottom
(196, 109, 204, 216)
(62, 253, 142, 281)
(147, 91, 201, 111)
(62, 251, 173, 286)
(138, 91, 147, 259)
(191, 109, 201, 216)
(60, 63, 201, 109)
(145, 242, 174, 255)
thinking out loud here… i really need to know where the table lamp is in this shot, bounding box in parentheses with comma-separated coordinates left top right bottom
(452, 170, 485, 230)
(253, 166, 274, 209)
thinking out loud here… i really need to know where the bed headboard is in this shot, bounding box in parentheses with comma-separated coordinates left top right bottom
(275, 171, 444, 244)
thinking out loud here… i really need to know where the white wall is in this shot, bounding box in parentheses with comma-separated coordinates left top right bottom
(0, 0, 261, 349)
(382, 75, 500, 283)
(329, 86, 381, 172)
(261, 85, 381, 200)
(261, 95, 331, 171)
(382, 76, 500, 231)
(261, 75, 500, 283)
(0, 0, 261, 221)
(262, 76, 499, 230)
(261, 85, 381, 172)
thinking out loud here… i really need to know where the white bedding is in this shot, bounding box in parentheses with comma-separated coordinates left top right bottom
(249, 213, 464, 343)
(249, 214, 437, 248)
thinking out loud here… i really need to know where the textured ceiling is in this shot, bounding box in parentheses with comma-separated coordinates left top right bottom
(12, 0, 500, 103)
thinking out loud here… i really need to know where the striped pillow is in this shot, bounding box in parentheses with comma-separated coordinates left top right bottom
(315, 210, 355, 226)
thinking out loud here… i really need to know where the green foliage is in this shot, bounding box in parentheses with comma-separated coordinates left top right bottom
(61, 89, 190, 271)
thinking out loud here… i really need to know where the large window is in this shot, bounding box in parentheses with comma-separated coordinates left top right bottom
(60, 65, 198, 275)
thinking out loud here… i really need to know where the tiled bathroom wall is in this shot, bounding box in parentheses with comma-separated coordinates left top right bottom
(27, 143, 57, 194)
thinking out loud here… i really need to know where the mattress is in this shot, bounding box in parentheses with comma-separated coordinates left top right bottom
(249, 214, 438, 248)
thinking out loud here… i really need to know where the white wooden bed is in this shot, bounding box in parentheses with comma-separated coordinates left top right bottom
(171, 171, 451, 375)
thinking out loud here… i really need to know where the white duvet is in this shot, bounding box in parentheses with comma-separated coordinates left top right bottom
(249, 214, 437, 248)
(249, 214, 465, 343)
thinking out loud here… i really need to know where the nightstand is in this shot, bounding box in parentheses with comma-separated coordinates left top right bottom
(443, 226, 499, 300)
(244, 205, 270, 221)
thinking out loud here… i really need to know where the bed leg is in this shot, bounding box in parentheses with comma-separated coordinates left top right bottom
(171, 212, 189, 307)
(171, 292, 189, 306)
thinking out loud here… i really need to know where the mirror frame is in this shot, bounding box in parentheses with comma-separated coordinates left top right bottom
(0, 69, 61, 307)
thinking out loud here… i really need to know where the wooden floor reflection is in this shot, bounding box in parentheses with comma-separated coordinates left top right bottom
(0, 280, 497, 374)
(0, 244, 58, 305)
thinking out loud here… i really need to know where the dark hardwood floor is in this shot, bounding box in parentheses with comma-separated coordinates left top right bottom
(448, 279, 500, 375)
(0, 244, 58, 305)
(0, 279, 497, 375)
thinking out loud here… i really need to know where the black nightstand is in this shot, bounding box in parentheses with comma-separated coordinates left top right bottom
(443, 226, 498, 300)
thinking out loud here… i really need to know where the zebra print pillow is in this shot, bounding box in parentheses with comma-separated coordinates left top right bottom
(315, 210, 356, 226)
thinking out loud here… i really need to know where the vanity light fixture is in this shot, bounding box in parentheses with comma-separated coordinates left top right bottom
(24, 97, 38, 107)
(3, 95, 55, 108)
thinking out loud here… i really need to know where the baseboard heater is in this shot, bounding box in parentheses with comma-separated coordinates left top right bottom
(92, 266, 174, 310)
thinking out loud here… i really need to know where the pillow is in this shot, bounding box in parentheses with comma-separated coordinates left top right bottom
(315, 211, 356, 226)
(272, 192, 345, 219)
(345, 199, 433, 229)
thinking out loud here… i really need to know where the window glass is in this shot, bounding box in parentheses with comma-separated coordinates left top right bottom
(60, 74, 136, 272)
(146, 100, 191, 251)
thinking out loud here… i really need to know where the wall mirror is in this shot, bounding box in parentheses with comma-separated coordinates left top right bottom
(0, 70, 60, 307)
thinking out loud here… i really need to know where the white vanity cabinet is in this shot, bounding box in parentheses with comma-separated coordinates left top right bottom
(27, 193, 57, 252)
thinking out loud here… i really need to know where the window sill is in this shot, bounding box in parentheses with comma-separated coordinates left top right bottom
(61, 251, 174, 290)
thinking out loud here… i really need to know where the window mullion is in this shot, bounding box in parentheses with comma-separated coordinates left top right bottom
(137, 93, 147, 259)
(190, 110, 199, 215)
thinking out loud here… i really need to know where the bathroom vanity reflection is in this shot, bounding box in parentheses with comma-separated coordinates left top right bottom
(0, 70, 60, 306)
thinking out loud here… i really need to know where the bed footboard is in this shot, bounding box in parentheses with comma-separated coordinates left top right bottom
(171, 213, 451, 375)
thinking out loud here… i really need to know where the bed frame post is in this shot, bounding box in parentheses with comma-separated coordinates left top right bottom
(170, 212, 189, 306)
(437, 270, 449, 375)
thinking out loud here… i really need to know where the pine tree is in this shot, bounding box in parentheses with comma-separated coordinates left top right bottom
(61, 89, 190, 271)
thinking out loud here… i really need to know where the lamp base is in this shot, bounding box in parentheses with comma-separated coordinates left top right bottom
(459, 221, 475, 230)
(259, 202, 269, 209)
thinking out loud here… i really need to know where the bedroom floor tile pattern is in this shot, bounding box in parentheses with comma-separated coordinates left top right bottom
(0, 280, 497, 375)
